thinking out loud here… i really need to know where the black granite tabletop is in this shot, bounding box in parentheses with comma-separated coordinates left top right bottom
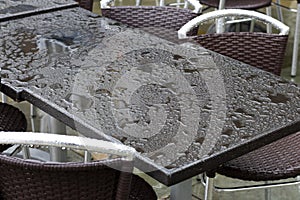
(0, 0, 77, 21)
(1, 7, 300, 185)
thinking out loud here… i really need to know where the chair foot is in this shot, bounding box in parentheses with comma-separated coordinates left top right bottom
(204, 176, 214, 200)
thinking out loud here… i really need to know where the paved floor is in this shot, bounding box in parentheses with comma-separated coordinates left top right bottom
(2, 0, 300, 199)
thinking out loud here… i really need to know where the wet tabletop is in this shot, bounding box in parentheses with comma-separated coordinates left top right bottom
(1, 7, 300, 185)
(0, 0, 77, 20)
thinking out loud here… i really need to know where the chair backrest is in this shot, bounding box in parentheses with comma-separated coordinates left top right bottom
(0, 103, 27, 152)
(75, 0, 93, 11)
(178, 9, 289, 75)
(101, 0, 202, 13)
(0, 132, 138, 200)
(0, 104, 27, 133)
(101, 1, 201, 43)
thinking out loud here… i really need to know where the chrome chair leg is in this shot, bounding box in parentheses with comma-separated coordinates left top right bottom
(215, 0, 226, 33)
(204, 176, 214, 200)
(170, 179, 193, 200)
(1, 93, 7, 103)
(22, 146, 31, 159)
(249, 19, 255, 32)
(266, 6, 272, 33)
(276, 0, 284, 22)
(292, 3, 300, 76)
(159, 0, 164, 6)
(49, 117, 67, 162)
(30, 105, 38, 132)
(264, 181, 271, 200)
(200, 173, 300, 199)
(135, 0, 141, 6)
(84, 151, 92, 163)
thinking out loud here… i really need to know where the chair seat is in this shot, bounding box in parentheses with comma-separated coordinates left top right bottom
(200, 0, 272, 10)
(0, 103, 27, 152)
(217, 132, 300, 181)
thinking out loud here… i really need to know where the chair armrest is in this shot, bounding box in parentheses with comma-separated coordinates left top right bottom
(0, 132, 136, 160)
(178, 9, 290, 39)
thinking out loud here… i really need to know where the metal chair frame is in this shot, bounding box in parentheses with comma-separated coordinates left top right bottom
(178, 9, 289, 39)
(0, 131, 136, 161)
(198, 173, 300, 200)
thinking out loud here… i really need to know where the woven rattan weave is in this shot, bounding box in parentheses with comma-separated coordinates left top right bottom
(76, 0, 93, 11)
(0, 103, 27, 152)
(194, 32, 288, 75)
(0, 155, 157, 200)
(200, 0, 272, 10)
(218, 132, 300, 181)
(102, 6, 198, 43)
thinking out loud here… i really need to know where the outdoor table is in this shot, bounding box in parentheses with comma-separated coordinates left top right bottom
(1, 5, 300, 200)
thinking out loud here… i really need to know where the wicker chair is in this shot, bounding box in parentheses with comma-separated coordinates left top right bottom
(197, 132, 300, 200)
(0, 103, 27, 152)
(101, 0, 201, 43)
(0, 132, 157, 200)
(178, 9, 289, 75)
(178, 9, 299, 200)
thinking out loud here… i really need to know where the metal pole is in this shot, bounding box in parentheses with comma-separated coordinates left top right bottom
(276, 0, 284, 22)
(49, 117, 67, 162)
(170, 178, 193, 200)
(266, 7, 272, 33)
(216, 0, 226, 33)
(291, 3, 300, 76)
(204, 176, 214, 200)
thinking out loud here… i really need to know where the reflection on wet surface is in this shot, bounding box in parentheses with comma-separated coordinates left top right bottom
(1, 7, 300, 172)
(0, 0, 76, 18)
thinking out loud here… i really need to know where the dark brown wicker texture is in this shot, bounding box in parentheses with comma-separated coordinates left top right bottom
(0, 103, 27, 152)
(217, 132, 300, 181)
(200, 0, 272, 10)
(0, 155, 157, 200)
(75, 0, 93, 11)
(193, 32, 288, 75)
(101, 6, 199, 43)
(195, 29, 297, 182)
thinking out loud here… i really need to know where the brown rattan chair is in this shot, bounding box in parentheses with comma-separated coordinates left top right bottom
(178, 9, 289, 75)
(178, 9, 299, 200)
(101, 2, 200, 43)
(0, 103, 27, 152)
(198, 132, 300, 200)
(0, 132, 157, 200)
